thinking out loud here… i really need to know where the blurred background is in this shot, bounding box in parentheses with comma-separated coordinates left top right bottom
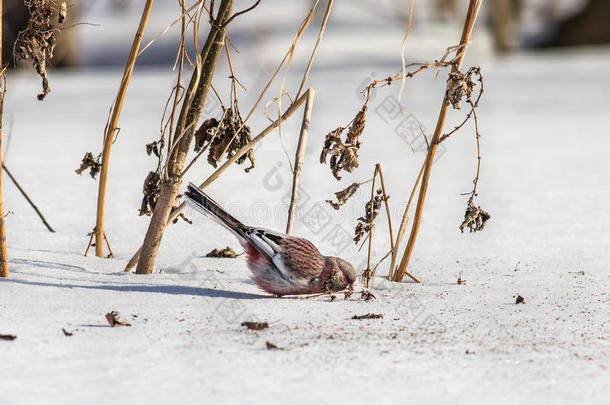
(3, 0, 610, 70)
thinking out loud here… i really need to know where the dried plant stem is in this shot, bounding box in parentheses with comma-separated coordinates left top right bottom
(125, 88, 314, 272)
(295, 0, 333, 99)
(394, 0, 482, 282)
(0, 9, 8, 278)
(94, 0, 154, 257)
(2, 163, 54, 232)
(286, 88, 315, 234)
(136, 0, 235, 275)
(388, 161, 424, 282)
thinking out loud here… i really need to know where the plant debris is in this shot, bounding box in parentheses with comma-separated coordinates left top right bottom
(459, 202, 491, 233)
(265, 341, 283, 350)
(206, 246, 238, 258)
(445, 67, 477, 109)
(196, 107, 255, 173)
(145, 140, 163, 158)
(354, 189, 385, 244)
(105, 311, 131, 327)
(320, 102, 368, 180)
(0, 334, 17, 341)
(457, 273, 467, 285)
(75, 152, 102, 179)
(360, 290, 376, 301)
(352, 313, 383, 320)
(326, 182, 361, 210)
(241, 321, 269, 331)
(62, 328, 73, 336)
(515, 294, 526, 304)
(14, 0, 67, 100)
(139, 171, 160, 216)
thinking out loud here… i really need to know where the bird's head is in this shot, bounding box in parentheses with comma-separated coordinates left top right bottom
(334, 257, 356, 288)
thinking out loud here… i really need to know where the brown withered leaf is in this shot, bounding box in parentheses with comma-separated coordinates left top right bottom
(445, 67, 477, 109)
(206, 246, 238, 258)
(265, 341, 284, 350)
(354, 189, 385, 244)
(14, 0, 67, 100)
(320, 102, 367, 180)
(515, 294, 526, 304)
(139, 171, 160, 216)
(0, 334, 17, 341)
(206, 107, 255, 173)
(326, 182, 360, 210)
(75, 152, 102, 179)
(194, 118, 219, 153)
(459, 203, 490, 233)
(105, 311, 131, 327)
(352, 313, 383, 320)
(241, 321, 269, 331)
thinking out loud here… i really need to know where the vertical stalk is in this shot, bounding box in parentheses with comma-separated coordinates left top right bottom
(286, 88, 315, 234)
(135, 0, 235, 274)
(394, 0, 482, 282)
(94, 0, 155, 257)
(0, 0, 8, 278)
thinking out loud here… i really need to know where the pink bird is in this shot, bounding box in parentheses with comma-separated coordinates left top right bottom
(185, 183, 356, 296)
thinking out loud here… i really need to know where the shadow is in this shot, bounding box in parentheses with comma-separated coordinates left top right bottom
(3, 278, 269, 300)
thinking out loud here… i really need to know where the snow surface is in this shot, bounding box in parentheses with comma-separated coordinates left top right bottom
(1, 2, 610, 404)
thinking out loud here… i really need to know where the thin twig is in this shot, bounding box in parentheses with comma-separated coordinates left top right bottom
(2, 163, 55, 232)
(286, 89, 315, 234)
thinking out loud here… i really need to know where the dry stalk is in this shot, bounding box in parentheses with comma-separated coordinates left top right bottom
(359, 164, 403, 288)
(93, 0, 154, 258)
(286, 89, 315, 234)
(136, 0, 237, 275)
(393, 0, 483, 282)
(2, 163, 55, 232)
(129, 2, 328, 272)
(0, 24, 8, 277)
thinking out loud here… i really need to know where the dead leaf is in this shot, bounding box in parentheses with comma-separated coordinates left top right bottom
(206, 247, 238, 258)
(241, 321, 269, 331)
(105, 311, 131, 327)
(0, 334, 17, 341)
(352, 313, 383, 320)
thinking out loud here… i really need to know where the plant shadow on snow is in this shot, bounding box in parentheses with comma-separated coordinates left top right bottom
(4, 277, 267, 300)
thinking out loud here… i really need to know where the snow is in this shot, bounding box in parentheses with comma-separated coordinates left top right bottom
(1, 2, 610, 404)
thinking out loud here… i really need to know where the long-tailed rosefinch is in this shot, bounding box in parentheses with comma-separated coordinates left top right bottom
(185, 183, 355, 296)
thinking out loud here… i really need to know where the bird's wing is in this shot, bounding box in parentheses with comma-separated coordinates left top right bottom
(245, 228, 324, 279)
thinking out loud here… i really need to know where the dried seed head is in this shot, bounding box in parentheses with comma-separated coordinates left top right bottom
(14, 0, 67, 100)
(320, 101, 368, 180)
(139, 171, 161, 216)
(459, 202, 490, 233)
(204, 107, 255, 173)
(326, 182, 361, 210)
(75, 152, 101, 179)
(445, 68, 477, 109)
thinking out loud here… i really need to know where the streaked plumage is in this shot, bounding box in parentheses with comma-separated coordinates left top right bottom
(184, 183, 355, 296)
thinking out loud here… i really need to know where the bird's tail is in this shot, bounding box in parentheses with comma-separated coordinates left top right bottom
(184, 183, 248, 242)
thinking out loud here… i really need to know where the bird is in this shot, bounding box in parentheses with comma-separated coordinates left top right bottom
(184, 183, 356, 296)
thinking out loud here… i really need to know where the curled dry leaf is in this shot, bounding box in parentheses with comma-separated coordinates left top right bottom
(206, 246, 238, 258)
(320, 102, 368, 180)
(14, 0, 67, 100)
(445, 67, 478, 109)
(326, 182, 361, 210)
(145, 140, 163, 158)
(139, 171, 160, 216)
(459, 202, 491, 233)
(75, 152, 102, 179)
(241, 321, 269, 331)
(515, 294, 526, 304)
(105, 311, 131, 327)
(354, 189, 385, 244)
(352, 313, 383, 320)
(199, 107, 255, 173)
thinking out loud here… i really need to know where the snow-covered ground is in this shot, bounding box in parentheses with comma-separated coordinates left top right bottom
(1, 2, 610, 404)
